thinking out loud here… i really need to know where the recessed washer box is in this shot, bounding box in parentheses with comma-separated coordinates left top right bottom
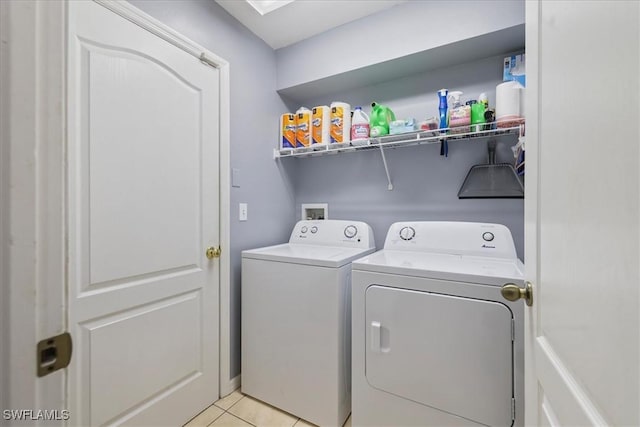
(301, 203, 328, 220)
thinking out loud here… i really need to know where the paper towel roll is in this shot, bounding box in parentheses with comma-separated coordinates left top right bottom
(496, 81, 524, 122)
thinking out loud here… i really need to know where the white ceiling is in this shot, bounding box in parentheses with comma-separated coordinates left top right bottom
(215, 0, 407, 49)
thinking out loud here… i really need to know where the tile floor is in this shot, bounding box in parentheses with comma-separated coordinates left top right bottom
(184, 389, 352, 427)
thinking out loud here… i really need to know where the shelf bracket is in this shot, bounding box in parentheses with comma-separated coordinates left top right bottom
(378, 144, 393, 191)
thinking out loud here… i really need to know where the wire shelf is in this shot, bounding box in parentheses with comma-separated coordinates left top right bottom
(273, 123, 522, 159)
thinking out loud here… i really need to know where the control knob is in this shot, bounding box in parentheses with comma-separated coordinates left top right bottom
(482, 232, 495, 242)
(344, 225, 358, 239)
(399, 226, 415, 241)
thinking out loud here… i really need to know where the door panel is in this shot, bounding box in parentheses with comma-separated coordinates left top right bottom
(84, 292, 202, 426)
(84, 42, 202, 287)
(68, 2, 220, 425)
(365, 285, 513, 427)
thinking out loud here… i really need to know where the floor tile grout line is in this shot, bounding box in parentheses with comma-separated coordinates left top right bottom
(220, 396, 259, 427)
(203, 405, 257, 427)
(224, 394, 246, 412)
(203, 407, 225, 427)
(230, 410, 257, 427)
(211, 390, 313, 427)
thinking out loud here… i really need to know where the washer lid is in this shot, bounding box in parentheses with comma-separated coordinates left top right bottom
(242, 243, 375, 268)
(352, 250, 524, 285)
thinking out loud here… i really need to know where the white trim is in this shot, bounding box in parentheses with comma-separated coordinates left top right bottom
(535, 338, 608, 426)
(222, 375, 241, 397)
(1, 0, 67, 420)
(90, 0, 233, 399)
(0, 1, 10, 420)
(523, 1, 540, 426)
(95, 0, 222, 67)
(540, 395, 561, 427)
(218, 63, 233, 397)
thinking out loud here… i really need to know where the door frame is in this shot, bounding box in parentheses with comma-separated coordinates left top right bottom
(523, 0, 540, 424)
(0, 0, 234, 418)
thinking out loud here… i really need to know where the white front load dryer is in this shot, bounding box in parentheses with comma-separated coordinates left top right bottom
(352, 221, 524, 427)
(242, 220, 375, 427)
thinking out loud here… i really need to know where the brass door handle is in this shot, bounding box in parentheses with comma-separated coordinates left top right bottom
(206, 246, 221, 259)
(501, 282, 533, 306)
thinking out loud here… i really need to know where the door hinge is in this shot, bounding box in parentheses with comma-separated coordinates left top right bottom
(37, 332, 72, 377)
(512, 397, 516, 420)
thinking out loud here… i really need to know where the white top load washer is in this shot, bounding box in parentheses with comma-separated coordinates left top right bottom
(242, 220, 375, 427)
(351, 221, 524, 427)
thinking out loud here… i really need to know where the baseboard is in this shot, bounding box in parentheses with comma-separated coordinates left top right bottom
(220, 374, 241, 397)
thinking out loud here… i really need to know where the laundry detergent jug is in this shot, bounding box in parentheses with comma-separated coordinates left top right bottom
(369, 102, 396, 137)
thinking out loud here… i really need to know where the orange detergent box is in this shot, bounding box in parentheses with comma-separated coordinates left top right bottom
(330, 103, 351, 144)
(279, 113, 296, 150)
(312, 106, 330, 148)
(296, 110, 312, 149)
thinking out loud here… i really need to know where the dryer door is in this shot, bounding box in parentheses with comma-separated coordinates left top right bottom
(365, 284, 513, 426)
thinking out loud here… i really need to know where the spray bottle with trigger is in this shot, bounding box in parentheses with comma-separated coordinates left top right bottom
(438, 89, 449, 157)
(438, 89, 448, 130)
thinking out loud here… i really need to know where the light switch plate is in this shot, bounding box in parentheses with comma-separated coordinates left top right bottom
(232, 168, 240, 188)
(239, 203, 248, 221)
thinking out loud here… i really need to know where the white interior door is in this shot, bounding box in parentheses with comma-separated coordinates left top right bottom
(67, 1, 220, 425)
(524, 1, 639, 425)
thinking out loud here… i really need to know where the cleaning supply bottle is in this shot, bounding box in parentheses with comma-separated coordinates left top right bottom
(438, 89, 448, 130)
(469, 100, 486, 133)
(478, 92, 489, 109)
(448, 91, 463, 110)
(448, 91, 471, 131)
(369, 102, 396, 137)
(350, 107, 370, 145)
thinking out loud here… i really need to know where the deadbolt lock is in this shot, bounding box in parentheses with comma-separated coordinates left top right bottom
(501, 282, 534, 306)
(206, 246, 221, 259)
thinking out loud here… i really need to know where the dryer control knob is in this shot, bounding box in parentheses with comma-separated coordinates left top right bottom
(482, 232, 495, 242)
(310, 226, 318, 234)
(301, 226, 308, 233)
(344, 225, 358, 239)
(399, 226, 415, 241)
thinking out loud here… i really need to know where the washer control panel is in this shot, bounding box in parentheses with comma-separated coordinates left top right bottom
(290, 220, 374, 249)
(383, 221, 519, 260)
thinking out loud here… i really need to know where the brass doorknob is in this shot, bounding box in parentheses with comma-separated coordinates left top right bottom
(501, 282, 533, 306)
(206, 246, 221, 259)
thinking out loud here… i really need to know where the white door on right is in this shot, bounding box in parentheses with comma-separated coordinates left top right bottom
(525, 1, 639, 426)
